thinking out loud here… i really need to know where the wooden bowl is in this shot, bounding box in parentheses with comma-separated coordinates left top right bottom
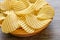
(0, 19, 52, 37)
(10, 19, 52, 37)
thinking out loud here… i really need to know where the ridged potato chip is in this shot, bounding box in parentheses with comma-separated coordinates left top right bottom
(2, 0, 11, 10)
(14, 0, 40, 15)
(21, 0, 29, 6)
(11, 0, 29, 11)
(18, 19, 35, 33)
(0, 13, 5, 24)
(37, 5, 54, 20)
(15, 4, 34, 15)
(0, 0, 54, 34)
(26, 14, 41, 29)
(25, 14, 51, 29)
(0, 0, 29, 11)
(37, 19, 52, 28)
(0, 8, 6, 24)
(1, 11, 19, 33)
(0, 13, 5, 20)
(29, 0, 36, 3)
(15, 0, 47, 16)
(33, 0, 47, 11)
(0, 2, 6, 10)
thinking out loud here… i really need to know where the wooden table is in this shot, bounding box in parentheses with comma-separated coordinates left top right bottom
(0, 0, 60, 40)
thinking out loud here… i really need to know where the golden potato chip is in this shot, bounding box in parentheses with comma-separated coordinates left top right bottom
(0, 2, 6, 10)
(1, 11, 19, 33)
(0, 0, 54, 34)
(37, 19, 52, 29)
(21, 0, 29, 6)
(25, 14, 41, 29)
(15, 4, 34, 15)
(0, 13, 5, 20)
(18, 19, 35, 33)
(33, 0, 47, 10)
(37, 5, 54, 19)
(2, 0, 11, 10)
(15, 0, 47, 16)
(0, 13, 5, 24)
(25, 14, 51, 29)
(29, 0, 36, 3)
(10, 0, 29, 11)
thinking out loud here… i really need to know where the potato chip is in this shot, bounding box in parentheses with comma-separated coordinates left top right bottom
(0, 2, 6, 10)
(18, 19, 35, 33)
(0, 13, 5, 24)
(33, 0, 47, 10)
(1, 11, 19, 33)
(2, 0, 11, 10)
(25, 14, 51, 29)
(0, 13, 5, 20)
(10, 0, 29, 11)
(29, 0, 36, 3)
(15, 0, 47, 16)
(0, 0, 54, 34)
(37, 5, 54, 19)
(25, 14, 41, 29)
(37, 19, 52, 29)
(15, 4, 34, 15)
(15, 0, 43, 15)
(21, 0, 29, 6)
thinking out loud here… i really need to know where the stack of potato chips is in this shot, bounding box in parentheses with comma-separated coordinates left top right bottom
(0, 0, 54, 33)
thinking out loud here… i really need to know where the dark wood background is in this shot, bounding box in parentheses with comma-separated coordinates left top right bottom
(0, 0, 60, 40)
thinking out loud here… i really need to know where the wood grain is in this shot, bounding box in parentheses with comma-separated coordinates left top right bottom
(0, 0, 60, 40)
